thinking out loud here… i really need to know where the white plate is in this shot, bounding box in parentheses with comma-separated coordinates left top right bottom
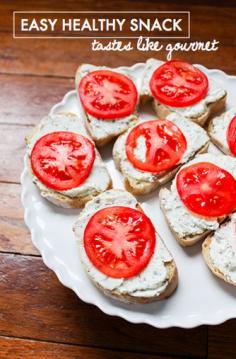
(21, 62, 236, 329)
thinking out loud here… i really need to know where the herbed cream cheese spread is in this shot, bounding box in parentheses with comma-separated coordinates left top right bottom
(209, 213, 236, 283)
(27, 113, 110, 198)
(141, 58, 164, 97)
(161, 153, 236, 237)
(76, 64, 139, 140)
(74, 190, 172, 298)
(210, 107, 236, 152)
(142, 58, 226, 119)
(113, 114, 209, 184)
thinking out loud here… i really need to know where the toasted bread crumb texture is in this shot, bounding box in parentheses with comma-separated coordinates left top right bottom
(26, 113, 111, 199)
(74, 189, 174, 299)
(160, 153, 236, 239)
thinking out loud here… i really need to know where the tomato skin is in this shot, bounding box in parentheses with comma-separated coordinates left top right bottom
(125, 119, 187, 173)
(78, 70, 138, 120)
(227, 115, 236, 156)
(150, 60, 209, 108)
(176, 162, 236, 218)
(84, 206, 156, 279)
(30, 131, 95, 191)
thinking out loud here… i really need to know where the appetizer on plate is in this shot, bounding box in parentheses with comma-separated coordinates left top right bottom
(202, 214, 236, 287)
(141, 58, 226, 126)
(113, 113, 209, 195)
(208, 107, 236, 156)
(75, 64, 139, 146)
(25, 112, 112, 208)
(160, 153, 236, 246)
(73, 189, 178, 303)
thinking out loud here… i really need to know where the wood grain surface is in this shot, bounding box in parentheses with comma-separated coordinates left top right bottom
(1, 0, 236, 358)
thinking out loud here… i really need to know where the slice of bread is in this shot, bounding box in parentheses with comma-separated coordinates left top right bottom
(140, 58, 227, 126)
(208, 107, 236, 155)
(202, 217, 236, 287)
(25, 112, 112, 208)
(73, 189, 178, 303)
(159, 153, 236, 246)
(159, 188, 224, 247)
(75, 64, 139, 147)
(113, 114, 209, 196)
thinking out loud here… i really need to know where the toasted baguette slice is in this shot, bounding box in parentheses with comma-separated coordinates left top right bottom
(75, 64, 139, 147)
(140, 58, 227, 126)
(113, 114, 209, 195)
(73, 189, 178, 303)
(25, 112, 112, 208)
(208, 107, 236, 155)
(159, 153, 236, 246)
(202, 216, 236, 286)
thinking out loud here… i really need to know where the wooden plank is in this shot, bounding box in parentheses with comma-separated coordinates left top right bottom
(0, 336, 178, 359)
(1, 33, 236, 77)
(0, 182, 38, 255)
(0, 124, 31, 183)
(0, 0, 236, 40)
(0, 2, 236, 77)
(0, 74, 73, 125)
(208, 319, 236, 359)
(0, 253, 207, 357)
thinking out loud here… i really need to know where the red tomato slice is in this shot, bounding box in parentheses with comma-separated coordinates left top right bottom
(150, 60, 209, 107)
(176, 162, 236, 217)
(31, 131, 95, 191)
(78, 70, 138, 120)
(227, 115, 236, 156)
(84, 206, 156, 279)
(125, 119, 187, 173)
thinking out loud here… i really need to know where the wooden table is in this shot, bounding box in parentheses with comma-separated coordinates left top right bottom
(1, 1, 236, 358)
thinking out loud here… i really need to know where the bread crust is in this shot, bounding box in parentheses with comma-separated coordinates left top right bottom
(25, 111, 112, 208)
(202, 235, 236, 287)
(75, 64, 138, 147)
(95, 260, 178, 304)
(75, 194, 178, 303)
(153, 94, 226, 127)
(159, 188, 225, 247)
(208, 118, 231, 155)
(113, 133, 209, 196)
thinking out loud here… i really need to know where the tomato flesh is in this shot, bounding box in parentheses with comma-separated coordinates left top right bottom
(227, 115, 236, 156)
(176, 162, 236, 217)
(31, 131, 95, 191)
(150, 60, 209, 107)
(78, 70, 138, 120)
(84, 206, 156, 279)
(125, 119, 187, 173)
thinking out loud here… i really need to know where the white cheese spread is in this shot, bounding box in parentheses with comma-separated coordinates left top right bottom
(209, 213, 236, 283)
(210, 107, 236, 152)
(87, 113, 137, 140)
(74, 190, 172, 298)
(167, 80, 226, 119)
(27, 113, 111, 198)
(113, 114, 209, 185)
(161, 153, 236, 237)
(141, 58, 164, 97)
